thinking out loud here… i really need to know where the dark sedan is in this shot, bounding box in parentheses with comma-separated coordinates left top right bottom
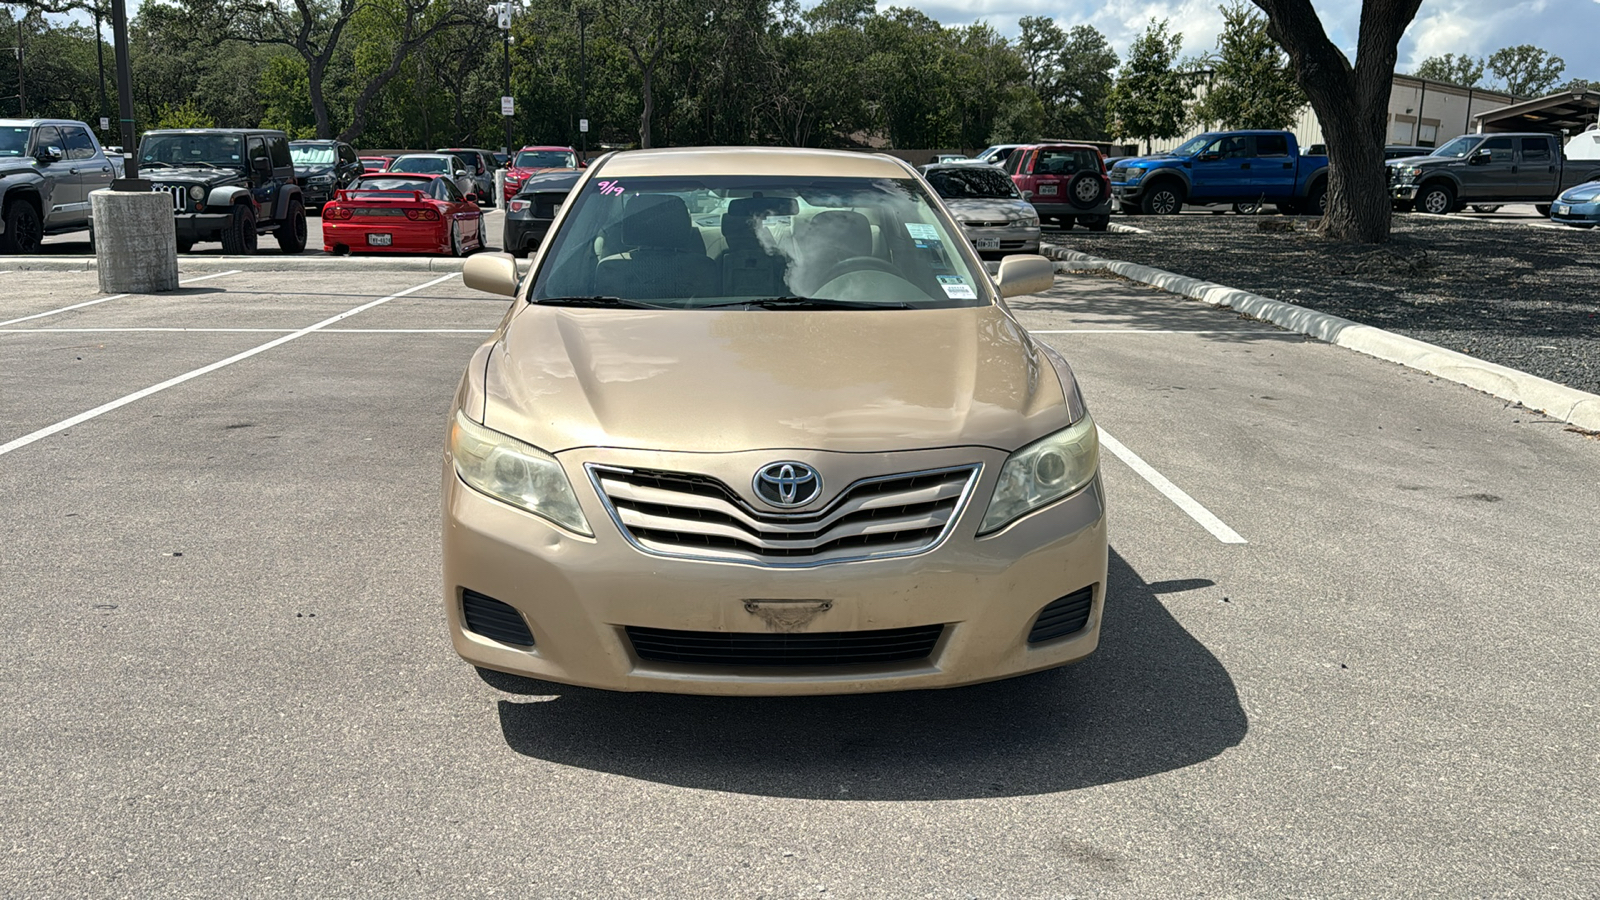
(502, 169, 582, 257)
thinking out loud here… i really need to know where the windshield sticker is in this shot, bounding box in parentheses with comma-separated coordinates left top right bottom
(594, 179, 625, 196)
(938, 275, 977, 299)
(905, 222, 940, 241)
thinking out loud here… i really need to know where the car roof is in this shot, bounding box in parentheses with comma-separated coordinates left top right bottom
(595, 146, 911, 179)
(515, 171, 584, 191)
(517, 145, 576, 152)
(391, 153, 455, 161)
(0, 118, 97, 127)
(289, 139, 340, 145)
(142, 128, 286, 136)
(361, 172, 438, 180)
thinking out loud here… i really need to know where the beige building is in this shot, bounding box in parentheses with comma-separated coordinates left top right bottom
(1131, 73, 1518, 153)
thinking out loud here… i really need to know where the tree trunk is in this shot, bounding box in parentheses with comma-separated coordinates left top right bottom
(639, 60, 655, 149)
(308, 55, 333, 138)
(1253, 0, 1423, 243)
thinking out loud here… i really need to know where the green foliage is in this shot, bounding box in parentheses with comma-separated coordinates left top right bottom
(1487, 45, 1566, 97)
(1109, 18, 1189, 149)
(153, 99, 216, 129)
(1414, 53, 1485, 88)
(1054, 25, 1118, 140)
(258, 56, 317, 138)
(1193, 2, 1303, 130)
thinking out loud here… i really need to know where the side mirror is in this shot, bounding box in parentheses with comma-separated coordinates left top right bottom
(464, 193, 478, 204)
(994, 254, 1054, 299)
(463, 252, 520, 297)
(1469, 148, 1492, 165)
(1197, 152, 1221, 162)
(36, 145, 64, 164)
(577, 159, 588, 169)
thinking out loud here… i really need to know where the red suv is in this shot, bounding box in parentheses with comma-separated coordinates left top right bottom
(503, 145, 581, 202)
(1005, 144, 1112, 231)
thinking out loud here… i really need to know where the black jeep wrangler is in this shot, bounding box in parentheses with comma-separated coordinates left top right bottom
(135, 128, 307, 254)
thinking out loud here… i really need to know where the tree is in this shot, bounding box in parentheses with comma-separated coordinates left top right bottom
(1194, 2, 1301, 130)
(1414, 53, 1483, 87)
(1054, 25, 1118, 140)
(1016, 15, 1064, 96)
(1109, 18, 1188, 153)
(599, 0, 700, 149)
(1249, 0, 1424, 243)
(1487, 45, 1565, 98)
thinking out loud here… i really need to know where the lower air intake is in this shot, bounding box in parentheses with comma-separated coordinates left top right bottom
(626, 624, 943, 667)
(461, 589, 535, 648)
(1028, 587, 1095, 644)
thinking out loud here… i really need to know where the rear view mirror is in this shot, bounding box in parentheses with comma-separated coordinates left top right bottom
(994, 254, 1054, 299)
(463, 252, 520, 297)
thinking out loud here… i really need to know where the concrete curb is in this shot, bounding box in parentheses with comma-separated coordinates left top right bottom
(3, 255, 477, 273)
(1045, 246, 1600, 433)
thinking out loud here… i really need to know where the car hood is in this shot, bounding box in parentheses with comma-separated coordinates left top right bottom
(1559, 181, 1600, 202)
(295, 165, 333, 176)
(941, 198, 1034, 220)
(1390, 155, 1457, 168)
(481, 304, 1071, 454)
(144, 168, 242, 185)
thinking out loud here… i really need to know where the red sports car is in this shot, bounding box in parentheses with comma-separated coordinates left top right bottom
(358, 156, 392, 173)
(321, 174, 484, 256)
(503, 145, 581, 202)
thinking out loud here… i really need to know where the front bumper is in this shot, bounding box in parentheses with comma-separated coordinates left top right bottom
(443, 444, 1109, 695)
(1391, 185, 1419, 201)
(959, 224, 1041, 254)
(173, 212, 234, 241)
(1550, 200, 1600, 227)
(323, 221, 450, 255)
(301, 185, 334, 208)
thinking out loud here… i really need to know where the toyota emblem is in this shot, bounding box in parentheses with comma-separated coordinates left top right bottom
(753, 461, 822, 508)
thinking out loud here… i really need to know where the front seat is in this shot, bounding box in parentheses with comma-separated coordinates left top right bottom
(719, 196, 793, 296)
(594, 194, 718, 301)
(791, 209, 873, 294)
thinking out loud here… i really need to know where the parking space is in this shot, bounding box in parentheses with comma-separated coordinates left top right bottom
(2, 269, 1598, 896)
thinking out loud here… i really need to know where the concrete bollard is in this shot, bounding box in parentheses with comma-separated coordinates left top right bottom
(91, 189, 179, 294)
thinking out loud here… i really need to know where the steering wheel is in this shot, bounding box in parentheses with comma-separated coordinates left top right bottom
(817, 255, 903, 286)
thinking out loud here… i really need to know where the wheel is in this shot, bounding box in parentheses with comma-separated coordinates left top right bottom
(1139, 183, 1183, 215)
(1470, 205, 1501, 213)
(275, 198, 307, 254)
(1417, 183, 1454, 215)
(1303, 181, 1328, 216)
(1079, 214, 1110, 232)
(0, 198, 44, 254)
(1067, 172, 1105, 210)
(176, 239, 195, 253)
(220, 204, 258, 254)
(1535, 204, 1552, 217)
(448, 221, 462, 257)
(1233, 201, 1264, 215)
(86, 219, 96, 252)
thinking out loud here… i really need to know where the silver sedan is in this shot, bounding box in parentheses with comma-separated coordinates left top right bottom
(922, 164, 1042, 255)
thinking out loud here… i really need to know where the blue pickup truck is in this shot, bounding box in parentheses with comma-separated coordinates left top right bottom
(1109, 130, 1329, 216)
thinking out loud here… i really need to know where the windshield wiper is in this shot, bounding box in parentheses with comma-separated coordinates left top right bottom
(532, 295, 666, 309)
(698, 297, 916, 311)
(140, 161, 171, 168)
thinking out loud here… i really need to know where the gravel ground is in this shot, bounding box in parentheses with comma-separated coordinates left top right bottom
(1043, 212, 1600, 395)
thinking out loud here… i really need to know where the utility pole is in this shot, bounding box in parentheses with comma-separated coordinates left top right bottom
(109, 0, 144, 187)
(95, 3, 108, 136)
(13, 22, 22, 116)
(500, 1, 514, 159)
(577, 6, 590, 160)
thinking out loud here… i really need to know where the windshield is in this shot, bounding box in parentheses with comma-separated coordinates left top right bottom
(351, 176, 433, 192)
(927, 167, 1020, 200)
(290, 145, 336, 166)
(532, 174, 986, 309)
(1432, 136, 1482, 158)
(390, 156, 449, 174)
(138, 133, 243, 168)
(0, 126, 28, 157)
(516, 150, 576, 169)
(1171, 136, 1215, 157)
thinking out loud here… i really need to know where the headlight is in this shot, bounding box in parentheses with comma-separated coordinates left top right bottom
(1396, 166, 1423, 180)
(188, 185, 204, 200)
(449, 410, 591, 535)
(979, 414, 1099, 535)
(309, 175, 334, 185)
(1014, 216, 1040, 228)
(1125, 170, 1144, 182)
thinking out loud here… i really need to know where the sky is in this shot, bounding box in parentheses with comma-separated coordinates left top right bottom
(901, 0, 1600, 79)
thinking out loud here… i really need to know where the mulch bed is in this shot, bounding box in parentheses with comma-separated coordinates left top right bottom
(1044, 213, 1600, 395)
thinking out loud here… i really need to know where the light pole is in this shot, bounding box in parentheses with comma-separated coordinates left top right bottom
(577, 6, 591, 160)
(10, 22, 22, 116)
(94, 3, 108, 138)
(500, 1, 514, 159)
(109, 0, 142, 187)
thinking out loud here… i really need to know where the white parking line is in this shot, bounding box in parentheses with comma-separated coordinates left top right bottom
(0, 273, 460, 458)
(1097, 427, 1247, 544)
(0, 270, 242, 328)
(0, 327, 494, 334)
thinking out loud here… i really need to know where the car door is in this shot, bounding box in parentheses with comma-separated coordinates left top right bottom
(1189, 134, 1251, 200)
(247, 135, 277, 217)
(439, 177, 479, 244)
(61, 125, 113, 219)
(336, 143, 360, 189)
(1464, 136, 1515, 199)
(1245, 134, 1297, 199)
(1517, 136, 1558, 200)
(30, 125, 83, 230)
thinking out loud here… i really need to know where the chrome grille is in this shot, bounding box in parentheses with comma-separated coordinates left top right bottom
(588, 463, 982, 567)
(156, 184, 187, 211)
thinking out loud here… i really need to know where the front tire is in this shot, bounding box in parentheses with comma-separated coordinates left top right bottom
(1417, 183, 1455, 215)
(1079, 214, 1110, 232)
(1303, 181, 1328, 216)
(1140, 183, 1184, 215)
(220, 204, 258, 254)
(448, 221, 462, 258)
(275, 198, 307, 254)
(1470, 204, 1501, 213)
(1233, 201, 1264, 215)
(0, 198, 44, 254)
(1535, 204, 1553, 217)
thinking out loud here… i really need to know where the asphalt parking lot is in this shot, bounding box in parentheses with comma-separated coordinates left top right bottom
(3, 265, 1598, 897)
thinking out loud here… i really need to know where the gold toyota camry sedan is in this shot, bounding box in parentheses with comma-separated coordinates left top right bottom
(443, 147, 1107, 694)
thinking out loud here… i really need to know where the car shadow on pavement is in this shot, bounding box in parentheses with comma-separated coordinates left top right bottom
(493, 548, 1246, 799)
